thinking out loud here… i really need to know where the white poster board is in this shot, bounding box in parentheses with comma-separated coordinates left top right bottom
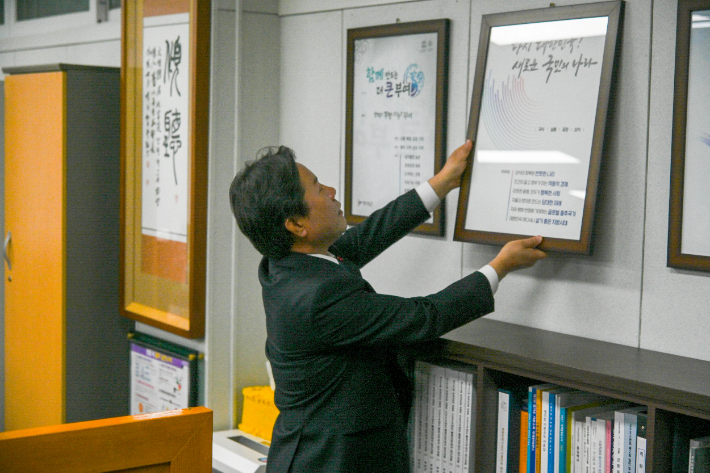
(679, 12, 710, 257)
(141, 15, 190, 244)
(346, 20, 449, 235)
(464, 18, 607, 240)
(455, 2, 623, 254)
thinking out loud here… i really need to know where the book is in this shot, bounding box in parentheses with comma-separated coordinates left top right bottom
(445, 368, 458, 473)
(463, 370, 475, 473)
(411, 361, 428, 473)
(635, 411, 648, 473)
(497, 388, 525, 473)
(498, 390, 512, 473)
(528, 384, 558, 473)
(690, 445, 710, 473)
(614, 407, 645, 473)
(455, 369, 466, 473)
(520, 406, 529, 473)
(689, 436, 710, 473)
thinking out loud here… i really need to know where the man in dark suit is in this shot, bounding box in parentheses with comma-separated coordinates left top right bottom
(229, 140, 546, 472)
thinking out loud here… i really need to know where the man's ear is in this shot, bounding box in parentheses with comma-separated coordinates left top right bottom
(285, 216, 307, 238)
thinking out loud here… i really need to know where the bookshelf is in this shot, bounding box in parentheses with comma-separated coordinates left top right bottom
(420, 318, 710, 473)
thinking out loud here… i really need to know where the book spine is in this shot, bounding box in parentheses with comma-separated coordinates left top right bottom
(541, 391, 550, 473)
(613, 412, 622, 473)
(547, 393, 557, 473)
(559, 407, 567, 473)
(463, 371, 473, 473)
(605, 420, 612, 473)
(529, 388, 537, 473)
(521, 408, 529, 473)
(583, 417, 591, 473)
(623, 414, 637, 473)
(497, 390, 511, 473)
(449, 371, 459, 473)
(455, 370, 465, 473)
(635, 437, 646, 473)
(537, 389, 546, 473)
(441, 370, 450, 473)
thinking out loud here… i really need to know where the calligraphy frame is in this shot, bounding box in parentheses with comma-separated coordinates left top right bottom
(454, 1, 623, 254)
(120, 0, 210, 338)
(345, 19, 450, 236)
(668, 0, 710, 272)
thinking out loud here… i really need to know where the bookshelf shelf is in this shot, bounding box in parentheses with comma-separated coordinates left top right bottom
(421, 318, 710, 473)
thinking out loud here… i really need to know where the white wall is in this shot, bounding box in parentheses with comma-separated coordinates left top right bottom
(276, 0, 710, 364)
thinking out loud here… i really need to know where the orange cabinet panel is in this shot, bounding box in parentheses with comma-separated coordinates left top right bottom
(3, 64, 131, 431)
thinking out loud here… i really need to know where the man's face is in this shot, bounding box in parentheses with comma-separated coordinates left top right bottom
(295, 163, 348, 249)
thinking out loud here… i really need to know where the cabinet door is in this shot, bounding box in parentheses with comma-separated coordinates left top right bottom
(4, 71, 66, 430)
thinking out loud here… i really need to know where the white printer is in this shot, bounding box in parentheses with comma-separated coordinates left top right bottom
(212, 429, 270, 473)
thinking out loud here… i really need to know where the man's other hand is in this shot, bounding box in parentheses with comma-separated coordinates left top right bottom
(489, 235, 547, 280)
(428, 140, 473, 199)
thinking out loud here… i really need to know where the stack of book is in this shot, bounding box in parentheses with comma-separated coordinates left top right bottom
(409, 361, 477, 473)
(496, 384, 648, 473)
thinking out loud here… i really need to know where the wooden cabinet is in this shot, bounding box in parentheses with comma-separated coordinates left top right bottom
(421, 319, 710, 473)
(3, 64, 131, 431)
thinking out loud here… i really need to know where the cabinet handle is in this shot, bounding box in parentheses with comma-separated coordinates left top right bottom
(4, 231, 11, 274)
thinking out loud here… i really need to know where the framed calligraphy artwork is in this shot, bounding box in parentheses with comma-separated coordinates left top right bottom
(345, 19, 450, 236)
(454, 1, 623, 254)
(121, 0, 210, 338)
(668, 0, 710, 271)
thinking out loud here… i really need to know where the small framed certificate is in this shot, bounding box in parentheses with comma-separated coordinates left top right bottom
(454, 2, 623, 254)
(668, 0, 710, 271)
(345, 19, 450, 236)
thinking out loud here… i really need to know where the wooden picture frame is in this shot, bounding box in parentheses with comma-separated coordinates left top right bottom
(120, 0, 210, 338)
(454, 1, 623, 254)
(345, 19, 450, 236)
(667, 0, 710, 271)
(0, 407, 213, 472)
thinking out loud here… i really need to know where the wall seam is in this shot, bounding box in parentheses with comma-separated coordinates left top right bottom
(638, 0, 655, 349)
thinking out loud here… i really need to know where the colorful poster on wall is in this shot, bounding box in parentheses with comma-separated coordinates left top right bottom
(129, 335, 198, 415)
(141, 15, 190, 283)
(345, 20, 449, 236)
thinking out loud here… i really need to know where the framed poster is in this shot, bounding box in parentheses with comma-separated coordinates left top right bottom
(129, 332, 200, 415)
(345, 19, 450, 236)
(121, 0, 210, 338)
(668, 0, 710, 271)
(454, 2, 623, 254)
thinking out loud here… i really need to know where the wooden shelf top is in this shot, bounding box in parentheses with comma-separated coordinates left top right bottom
(435, 318, 710, 419)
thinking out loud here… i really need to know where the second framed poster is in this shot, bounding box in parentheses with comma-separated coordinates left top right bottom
(454, 1, 623, 254)
(121, 0, 211, 338)
(346, 19, 450, 236)
(668, 0, 710, 272)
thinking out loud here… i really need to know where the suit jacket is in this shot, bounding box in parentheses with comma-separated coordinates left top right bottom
(260, 189, 495, 472)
